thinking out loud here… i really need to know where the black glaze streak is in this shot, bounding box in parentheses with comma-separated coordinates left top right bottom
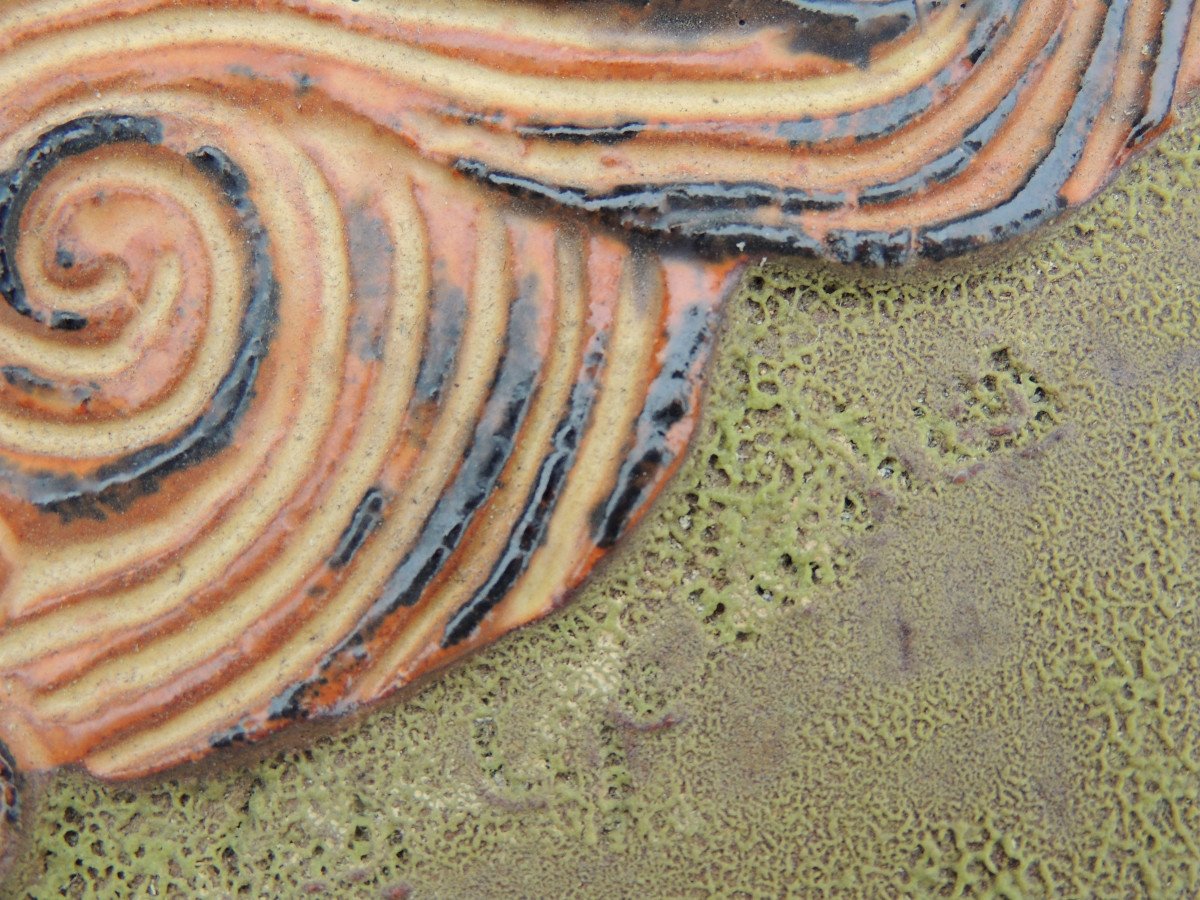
(824, 227, 911, 266)
(0, 117, 280, 521)
(2, 365, 56, 394)
(531, 0, 915, 61)
(49, 310, 88, 331)
(264, 270, 545, 722)
(783, 0, 916, 64)
(0, 115, 164, 330)
(657, 180, 842, 214)
(920, 0, 1131, 260)
(376, 274, 541, 608)
(453, 160, 844, 260)
(412, 276, 466, 405)
(778, 83, 933, 147)
(518, 121, 645, 145)
(329, 488, 387, 570)
(591, 296, 714, 549)
(2, 365, 96, 406)
(441, 340, 606, 648)
(0, 739, 18, 824)
(476, 162, 900, 263)
(208, 721, 251, 750)
(857, 143, 972, 207)
(293, 71, 315, 96)
(455, 165, 846, 220)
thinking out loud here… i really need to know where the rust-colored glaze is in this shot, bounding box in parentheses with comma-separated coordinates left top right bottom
(0, 0, 1195, 785)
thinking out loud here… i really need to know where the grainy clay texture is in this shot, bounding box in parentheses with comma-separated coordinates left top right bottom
(4, 102, 1199, 900)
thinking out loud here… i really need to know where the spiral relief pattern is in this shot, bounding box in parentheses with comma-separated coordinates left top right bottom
(0, 0, 1195, 784)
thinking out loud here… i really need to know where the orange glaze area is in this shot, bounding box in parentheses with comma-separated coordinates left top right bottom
(1062, 0, 1171, 205)
(1184, 9, 1200, 97)
(0, 0, 1195, 783)
(324, 14, 854, 82)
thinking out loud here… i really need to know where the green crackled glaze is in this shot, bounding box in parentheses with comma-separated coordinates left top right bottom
(4, 108, 1199, 899)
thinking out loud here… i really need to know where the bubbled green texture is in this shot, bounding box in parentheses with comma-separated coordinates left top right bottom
(5, 108, 1200, 899)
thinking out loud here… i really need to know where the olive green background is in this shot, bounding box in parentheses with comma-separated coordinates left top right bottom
(4, 107, 1199, 898)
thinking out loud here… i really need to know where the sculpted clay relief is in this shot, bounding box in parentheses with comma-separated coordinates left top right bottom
(0, 0, 1196, 856)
